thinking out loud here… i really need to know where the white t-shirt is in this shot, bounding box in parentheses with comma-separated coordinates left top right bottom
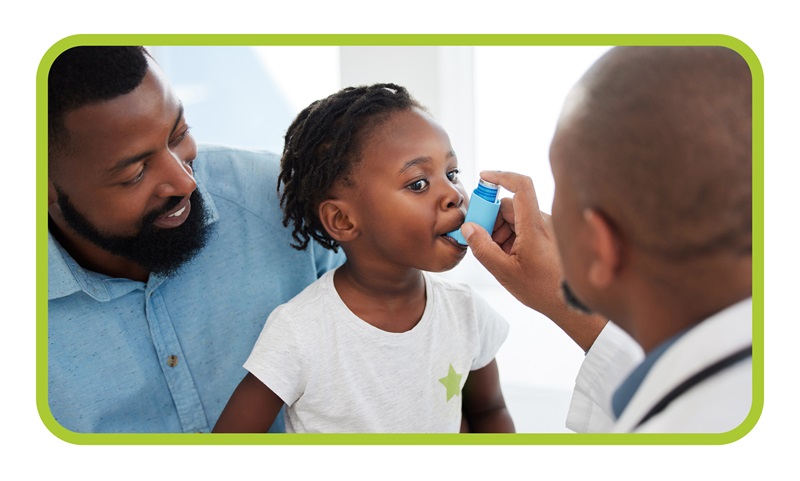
(244, 268, 509, 433)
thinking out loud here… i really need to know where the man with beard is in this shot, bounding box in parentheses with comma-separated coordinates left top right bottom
(46, 46, 343, 433)
(461, 46, 753, 432)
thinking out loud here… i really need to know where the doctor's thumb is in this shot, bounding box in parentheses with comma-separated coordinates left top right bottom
(462, 222, 506, 275)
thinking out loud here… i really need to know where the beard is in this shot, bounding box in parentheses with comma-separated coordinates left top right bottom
(52, 186, 212, 278)
(561, 280, 594, 315)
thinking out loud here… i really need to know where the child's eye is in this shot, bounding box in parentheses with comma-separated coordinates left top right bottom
(447, 169, 460, 183)
(408, 179, 429, 191)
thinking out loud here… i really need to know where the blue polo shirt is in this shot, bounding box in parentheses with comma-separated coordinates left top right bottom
(46, 145, 344, 434)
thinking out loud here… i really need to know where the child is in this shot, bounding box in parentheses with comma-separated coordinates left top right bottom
(213, 83, 514, 433)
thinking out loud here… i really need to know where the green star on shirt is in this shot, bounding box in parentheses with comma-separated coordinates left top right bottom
(438, 363, 463, 401)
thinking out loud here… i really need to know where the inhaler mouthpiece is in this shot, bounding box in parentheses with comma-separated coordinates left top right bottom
(447, 179, 501, 245)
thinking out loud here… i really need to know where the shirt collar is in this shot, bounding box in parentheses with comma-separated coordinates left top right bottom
(611, 327, 688, 419)
(47, 180, 219, 302)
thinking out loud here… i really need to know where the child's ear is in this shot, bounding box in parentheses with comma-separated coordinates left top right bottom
(318, 199, 359, 243)
(583, 208, 622, 288)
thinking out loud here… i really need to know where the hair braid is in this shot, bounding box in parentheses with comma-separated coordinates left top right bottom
(278, 83, 425, 251)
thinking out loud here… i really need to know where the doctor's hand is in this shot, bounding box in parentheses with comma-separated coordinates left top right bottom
(460, 171, 561, 313)
(460, 170, 608, 352)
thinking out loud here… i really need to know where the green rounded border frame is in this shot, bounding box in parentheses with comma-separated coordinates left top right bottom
(36, 33, 765, 446)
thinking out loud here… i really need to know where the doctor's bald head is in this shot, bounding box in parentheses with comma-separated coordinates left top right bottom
(550, 46, 752, 263)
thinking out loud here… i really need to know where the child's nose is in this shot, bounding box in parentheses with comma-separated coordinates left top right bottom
(440, 182, 465, 210)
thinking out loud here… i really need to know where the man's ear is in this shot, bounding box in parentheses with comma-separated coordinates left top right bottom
(48, 179, 59, 207)
(583, 208, 622, 288)
(318, 199, 359, 244)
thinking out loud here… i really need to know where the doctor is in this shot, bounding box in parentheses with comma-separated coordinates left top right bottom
(461, 46, 753, 432)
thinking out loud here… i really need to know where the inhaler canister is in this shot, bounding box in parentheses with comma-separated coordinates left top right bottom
(447, 179, 501, 245)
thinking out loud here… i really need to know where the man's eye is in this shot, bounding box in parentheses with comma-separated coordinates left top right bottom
(122, 168, 146, 186)
(170, 126, 191, 146)
(408, 179, 429, 191)
(447, 169, 460, 183)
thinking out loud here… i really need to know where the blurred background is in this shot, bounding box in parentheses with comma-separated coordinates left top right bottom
(150, 45, 612, 432)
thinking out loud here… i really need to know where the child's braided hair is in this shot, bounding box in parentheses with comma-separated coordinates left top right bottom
(278, 83, 425, 251)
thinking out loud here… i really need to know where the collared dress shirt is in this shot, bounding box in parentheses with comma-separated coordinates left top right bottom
(566, 298, 753, 433)
(47, 145, 344, 433)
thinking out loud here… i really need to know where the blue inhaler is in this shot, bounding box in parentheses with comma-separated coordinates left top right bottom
(447, 179, 501, 245)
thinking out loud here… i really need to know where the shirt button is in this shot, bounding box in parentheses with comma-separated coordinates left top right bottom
(166, 355, 179, 368)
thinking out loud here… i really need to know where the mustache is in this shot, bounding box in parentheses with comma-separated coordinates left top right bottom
(142, 196, 184, 226)
(561, 281, 594, 315)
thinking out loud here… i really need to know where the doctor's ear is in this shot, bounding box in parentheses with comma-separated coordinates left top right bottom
(318, 199, 359, 244)
(583, 208, 623, 288)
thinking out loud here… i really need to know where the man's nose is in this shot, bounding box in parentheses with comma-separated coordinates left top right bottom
(154, 153, 196, 198)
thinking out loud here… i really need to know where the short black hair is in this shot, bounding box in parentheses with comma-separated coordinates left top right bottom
(278, 83, 425, 251)
(48, 46, 150, 164)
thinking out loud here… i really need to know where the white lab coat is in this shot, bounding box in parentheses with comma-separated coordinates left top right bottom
(566, 298, 753, 433)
